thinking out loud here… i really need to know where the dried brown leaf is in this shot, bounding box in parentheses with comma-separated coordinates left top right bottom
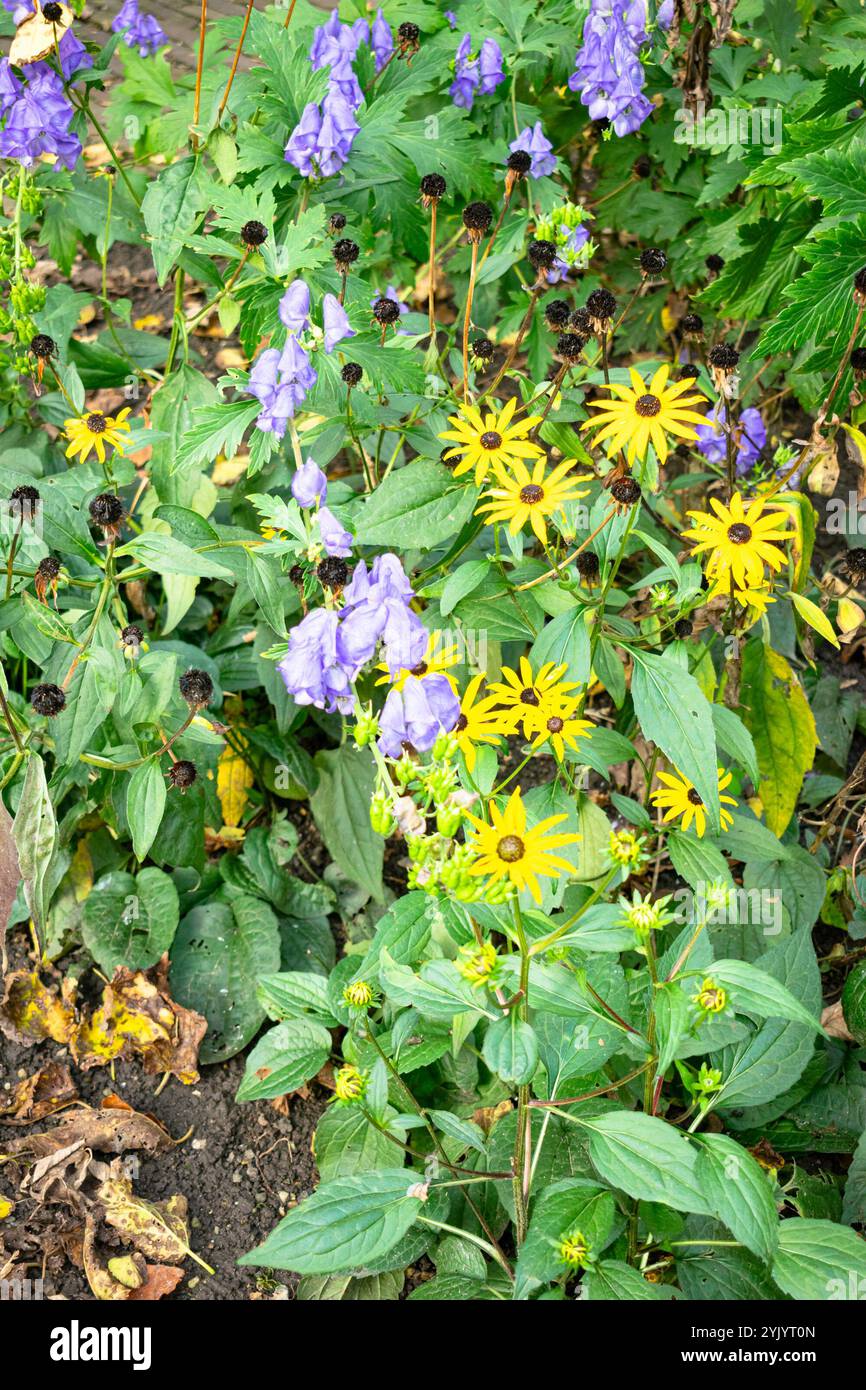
(0, 1061, 77, 1125)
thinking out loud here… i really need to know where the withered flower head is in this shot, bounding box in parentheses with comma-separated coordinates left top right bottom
(544, 299, 571, 331)
(240, 220, 268, 248)
(168, 760, 198, 792)
(610, 476, 641, 509)
(178, 668, 213, 710)
(341, 361, 363, 387)
(372, 296, 401, 326)
(639, 247, 667, 276)
(32, 682, 65, 717)
(317, 556, 349, 591)
(462, 201, 493, 242)
(333, 238, 360, 273)
(420, 173, 446, 207)
(88, 493, 124, 536)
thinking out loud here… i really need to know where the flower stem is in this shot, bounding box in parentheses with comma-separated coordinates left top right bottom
(462, 238, 480, 403)
(192, 0, 208, 149)
(217, 0, 255, 122)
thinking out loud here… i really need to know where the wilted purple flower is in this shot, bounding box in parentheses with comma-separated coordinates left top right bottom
(509, 122, 556, 179)
(279, 280, 311, 336)
(695, 405, 766, 475)
(568, 0, 654, 136)
(377, 675, 460, 756)
(291, 457, 327, 509)
(322, 293, 355, 353)
(478, 38, 505, 94)
(111, 0, 167, 56)
(318, 506, 353, 557)
(370, 9, 393, 71)
(278, 608, 355, 713)
(0, 65, 80, 171)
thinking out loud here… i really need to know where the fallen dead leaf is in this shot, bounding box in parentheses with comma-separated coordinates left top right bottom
(127, 1263, 185, 1301)
(821, 1000, 855, 1042)
(0, 1061, 76, 1125)
(98, 1175, 212, 1273)
(0, 969, 76, 1046)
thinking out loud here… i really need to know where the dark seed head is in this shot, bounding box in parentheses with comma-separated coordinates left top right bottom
(462, 201, 493, 239)
(686, 787, 703, 806)
(42, 2, 63, 19)
(168, 760, 198, 791)
(121, 623, 143, 646)
(497, 833, 525, 862)
(844, 547, 866, 579)
(544, 299, 571, 330)
(178, 667, 213, 709)
(679, 363, 700, 380)
(333, 238, 360, 270)
(851, 347, 866, 377)
(317, 555, 349, 590)
(10, 484, 40, 513)
(31, 682, 65, 717)
(30, 333, 56, 359)
(86, 412, 107, 434)
(471, 336, 495, 362)
(569, 307, 592, 336)
(528, 239, 557, 271)
(705, 253, 725, 273)
(420, 172, 446, 202)
(506, 149, 532, 176)
(547, 716, 564, 733)
(610, 477, 641, 507)
(240, 219, 268, 248)
(289, 564, 305, 587)
(480, 430, 502, 451)
(397, 20, 419, 43)
(372, 296, 401, 325)
(341, 361, 362, 387)
(674, 618, 693, 639)
(586, 288, 617, 323)
(519, 687, 539, 706)
(88, 493, 124, 528)
(327, 212, 347, 234)
(575, 551, 599, 580)
(640, 247, 667, 275)
(633, 154, 652, 179)
(681, 313, 703, 336)
(708, 343, 740, 371)
(36, 555, 61, 580)
(556, 332, 586, 364)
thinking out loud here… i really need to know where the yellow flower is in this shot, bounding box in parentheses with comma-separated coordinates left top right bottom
(581, 364, 707, 465)
(682, 491, 793, 591)
(376, 631, 460, 691)
(64, 407, 132, 464)
(522, 699, 594, 760)
(439, 396, 544, 485)
(464, 786, 580, 904)
(454, 673, 513, 772)
(487, 657, 579, 736)
(651, 766, 737, 838)
(476, 456, 592, 545)
(706, 576, 776, 616)
(558, 1230, 591, 1269)
(456, 940, 498, 988)
(333, 1064, 367, 1103)
(693, 978, 727, 1015)
(608, 829, 647, 870)
(343, 979, 374, 1009)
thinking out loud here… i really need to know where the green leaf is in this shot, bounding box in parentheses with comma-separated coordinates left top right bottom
(82, 867, 179, 975)
(354, 461, 476, 551)
(584, 1258, 676, 1300)
(579, 1111, 713, 1215)
(239, 1170, 425, 1274)
(771, 1218, 866, 1300)
(694, 1134, 779, 1265)
(379, 951, 490, 1023)
(711, 958, 823, 1032)
(842, 960, 866, 1045)
(516, 1180, 616, 1296)
(529, 606, 592, 686)
(630, 650, 720, 830)
(257, 971, 337, 1027)
(315, 1105, 407, 1182)
(711, 704, 760, 787)
(667, 830, 734, 893)
(740, 639, 817, 835)
(12, 754, 57, 948)
(142, 157, 206, 285)
(126, 761, 167, 863)
(482, 1014, 539, 1085)
(116, 532, 234, 579)
(236, 1018, 332, 1101)
(310, 746, 384, 902)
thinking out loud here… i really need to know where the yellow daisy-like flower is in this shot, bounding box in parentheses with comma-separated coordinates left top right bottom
(651, 766, 737, 838)
(487, 657, 579, 736)
(64, 407, 132, 464)
(464, 786, 581, 904)
(456, 939, 499, 988)
(693, 978, 727, 1015)
(706, 576, 776, 616)
(476, 456, 592, 545)
(522, 699, 594, 760)
(682, 492, 793, 591)
(581, 364, 707, 466)
(454, 673, 513, 772)
(376, 631, 460, 692)
(439, 396, 544, 485)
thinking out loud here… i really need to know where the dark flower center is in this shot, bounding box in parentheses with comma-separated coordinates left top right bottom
(455, 713, 468, 732)
(519, 484, 544, 505)
(497, 834, 525, 863)
(547, 716, 564, 733)
(519, 687, 539, 705)
(410, 661, 428, 676)
(686, 788, 703, 806)
(86, 412, 107, 434)
(727, 523, 752, 544)
(481, 431, 502, 450)
(635, 394, 661, 418)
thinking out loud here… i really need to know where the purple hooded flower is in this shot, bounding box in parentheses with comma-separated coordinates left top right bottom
(58, 30, 93, 79)
(695, 406, 766, 475)
(278, 333, 317, 392)
(344, 554, 415, 608)
(278, 608, 355, 712)
(279, 279, 311, 336)
(450, 32, 479, 109)
(245, 338, 316, 438)
(569, 0, 654, 136)
(478, 38, 505, 94)
(377, 675, 460, 757)
(318, 506, 353, 557)
(322, 293, 356, 353)
(657, 0, 674, 28)
(0, 61, 20, 119)
(284, 101, 322, 177)
(327, 53, 363, 109)
(370, 9, 393, 71)
(444, 10, 458, 29)
(317, 88, 360, 175)
(291, 457, 327, 509)
(309, 11, 343, 68)
(0, 65, 80, 171)
(509, 121, 556, 179)
(111, 0, 167, 56)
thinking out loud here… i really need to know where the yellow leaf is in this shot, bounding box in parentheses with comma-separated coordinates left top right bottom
(217, 737, 254, 828)
(837, 597, 865, 638)
(69, 838, 94, 903)
(788, 591, 840, 649)
(740, 640, 817, 836)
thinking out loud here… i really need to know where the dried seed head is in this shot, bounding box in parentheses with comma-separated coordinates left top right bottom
(679, 363, 701, 380)
(851, 347, 866, 378)
(121, 624, 143, 646)
(240, 219, 268, 248)
(610, 476, 641, 507)
(289, 564, 305, 587)
(544, 299, 571, 330)
(556, 332, 586, 364)
(844, 547, 866, 580)
(397, 20, 420, 51)
(372, 296, 401, 325)
(674, 618, 693, 639)
(575, 551, 600, 582)
(88, 493, 124, 531)
(31, 682, 65, 717)
(317, 555, 349, 591)
(420, 173, 446, 205)
(639, 247, 667, 275)
(471, 335, 495, 363)
(30, 333, 56, 359)
(333, 238, 360, 272)
(168, 760, 198, 791)
(633, 154, 652, 179)
(341, 361, 363, 387)
(586, 288, 617, 327)
(462, 201, 493, 241)
(705, 253, 725, 274)
(36, 555, 61, 580)
(10, 484, 40, 514)
(569, 307, 592, 336)
(707, 343, 740, 372)
(42, 2, 63, 19)
(681, 312, 704, 339)
(506, 149, 532, 176)
(527, 238, 557, 271)
(178, 667, 213, 710)
(327, 212, 347, 234)
(854, 267, 866, 304)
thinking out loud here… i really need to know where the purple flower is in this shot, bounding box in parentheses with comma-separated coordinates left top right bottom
(344, 554, 415, 608)
(291, 457, 327, 509)
(58, 30, 93, 79)
(279, 279, 311, 336)
(245, 339, 316, 438)
(278, 333, 317, 392)
(370, 9, 393, 71)
(509, 122, 556, 179)
(111, 0, 167, 56)
(309, 11, 343, 68)
(278, 609, 355, 713)
(318, 506, 353, 557)
(0, 64, 80, 171)
(444, 11, 458, 29)
(0, 61, 20, 119)
(450, 32, 479, 109)
(478, 38, 505, 94)
(695, 406, 766, 475)
(377, 675, 460, 757)
(317, 88, 360, 175)
(327, 53, 363, 109)
(657, 0, 674, 29)
(322, 293, 356, 353)
(284, 102, 321, 177)
(568, 0, 654, 136)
